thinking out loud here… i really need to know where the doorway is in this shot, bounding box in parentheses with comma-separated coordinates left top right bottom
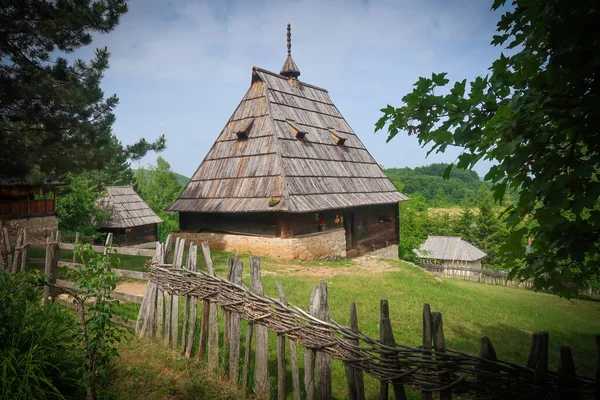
(343, 212, 356, 251)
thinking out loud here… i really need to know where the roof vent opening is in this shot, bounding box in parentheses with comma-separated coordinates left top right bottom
(287, 120, 307, 140)
(328, 128, 346, 146)
(235, 118, 254, 140)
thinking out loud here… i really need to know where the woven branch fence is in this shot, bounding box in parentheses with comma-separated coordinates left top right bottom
(135, 237, 599, 400)
(418, 262, 534, 288)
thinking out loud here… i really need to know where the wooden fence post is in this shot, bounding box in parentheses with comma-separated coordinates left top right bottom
(251, 256, 270, 399)
(184, 243, 198, 358)
(11, 228, 22, 273)
(242, 321, 253, 389)
(164, 238, 180, 346)
(164, 234, 173, 262)
(182, 243, 192, 354)
(2, 225, 11, 268)
(304, 286, 319, 400)
(199, 241, 211, 361)
(103, 232, 113, 255)
(171, 238, 185, 350)
(43, 236, 52, 304)
(136, 242, 164, 338)
(317, 282, 332, 400)
(344, 302, 365, 400)
(276, 280, 301, 400)
(422, 304, 433, 400)
(229, 258, 243, 384)
(20, 228, 28, 272)
(477, 336, 500, 395)
(53, 230, 61, 271)
(72, 232, 80, 263)
(379, 300, 407, 400)
(432, 312, 452, 400)
(0, 224, 6, 270)
(558, 345, 581, 400)
(594, 335, 600, 400)
(204, 241, 219, 371)
(156, 243, 165, 339)
(527, 332, 549, 399)
(222, 256, 235, 369)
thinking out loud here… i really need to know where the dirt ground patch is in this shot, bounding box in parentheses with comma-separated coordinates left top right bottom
(111, 257, 401, 296)
(116, 281, 147, 296)
(264, 255, 399, 278)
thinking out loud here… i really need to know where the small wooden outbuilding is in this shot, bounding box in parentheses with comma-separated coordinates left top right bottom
(167, 25, 408, 260)
(97, 186, 162, 245)
(416, 236, 487, 268)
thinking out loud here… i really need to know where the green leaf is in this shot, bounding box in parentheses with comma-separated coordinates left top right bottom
(431, 72, 450, 86)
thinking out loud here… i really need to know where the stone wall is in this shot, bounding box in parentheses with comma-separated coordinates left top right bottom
(1, 215, 59, 246)
(174, 228, 346, 261)
(364, 244, 399, 260)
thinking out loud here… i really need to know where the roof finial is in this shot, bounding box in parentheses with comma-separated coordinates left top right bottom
(287, 23, 292, 56)
(280, 23, 300, 79)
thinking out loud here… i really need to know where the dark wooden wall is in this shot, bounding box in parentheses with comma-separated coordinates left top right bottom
(350, 204, 399, 254)
(179, 203, 399, 256)
(279, 210, 344, 237)
(180, 212, 279, 237)
(99, 223, 158, 245)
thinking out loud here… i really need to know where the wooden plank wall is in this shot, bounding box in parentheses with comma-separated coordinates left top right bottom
(180, 212, 279, 237)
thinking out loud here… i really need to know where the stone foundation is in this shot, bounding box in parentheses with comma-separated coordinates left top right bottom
(1, 215, 59, 246)
(364, 244, 399, 260)
(174, 228, 346, 261)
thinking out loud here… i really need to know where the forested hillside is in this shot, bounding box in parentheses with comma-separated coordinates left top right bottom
(385, 163, 486, 206)
(174, 172, 190, 186)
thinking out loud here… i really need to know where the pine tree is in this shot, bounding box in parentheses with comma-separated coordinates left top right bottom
(0, 0, 165, 182)
(474, 186, 509, 268)
(455, 206, 477, 244)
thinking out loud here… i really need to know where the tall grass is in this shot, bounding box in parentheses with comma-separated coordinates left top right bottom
(0, 271, 84, 399)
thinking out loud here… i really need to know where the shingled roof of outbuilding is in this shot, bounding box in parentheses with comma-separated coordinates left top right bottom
(416, 236, 487, 262)
(98, 186, 163, 228)
(166, 66, 408, 214)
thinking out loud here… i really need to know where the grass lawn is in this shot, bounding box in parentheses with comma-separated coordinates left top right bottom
(96, 249, 600, 399)
(103, 336, 245, 400)
(27, 246, 150, 272)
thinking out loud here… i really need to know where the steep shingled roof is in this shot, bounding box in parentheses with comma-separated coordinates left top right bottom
(98, 186, 163, 228)
(166, 67, 408, 214)
(416, 236, 487, 262)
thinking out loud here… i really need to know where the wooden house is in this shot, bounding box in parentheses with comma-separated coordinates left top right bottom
(416, 236, 487, 269)
(167, 25, 408, 260)
(97, 186, 163, 245)
(0, 178, 61, 245)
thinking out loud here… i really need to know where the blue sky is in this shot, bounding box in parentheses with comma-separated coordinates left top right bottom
(77, 0, 505, 178)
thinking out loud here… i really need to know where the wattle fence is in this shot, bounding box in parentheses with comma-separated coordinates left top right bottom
(134, 237, 600, 400)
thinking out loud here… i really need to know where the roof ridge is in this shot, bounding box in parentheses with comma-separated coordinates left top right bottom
(261, 71, 291, 211)
(252, 66, 328, 93)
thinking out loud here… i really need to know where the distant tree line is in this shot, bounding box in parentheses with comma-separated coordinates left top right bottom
(385, 163, 488, 207)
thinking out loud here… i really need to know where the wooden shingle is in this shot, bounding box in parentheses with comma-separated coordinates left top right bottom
(98, 186, 162, 228)
(166, 67, 408, 213)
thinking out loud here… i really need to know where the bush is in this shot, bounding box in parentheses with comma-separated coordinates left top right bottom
(0, 271, 84, 399)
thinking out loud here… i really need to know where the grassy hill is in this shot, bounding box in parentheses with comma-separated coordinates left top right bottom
(57, 249, 598, 399)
